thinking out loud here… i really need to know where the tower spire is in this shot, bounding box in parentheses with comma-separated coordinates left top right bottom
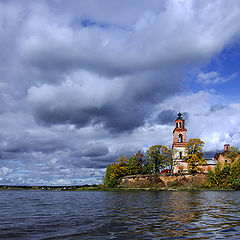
(173, 112, 187, 147)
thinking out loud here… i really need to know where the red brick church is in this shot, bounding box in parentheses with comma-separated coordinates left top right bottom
(171, 112, 226, 173)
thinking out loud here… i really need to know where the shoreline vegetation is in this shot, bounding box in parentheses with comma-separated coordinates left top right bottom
(0, 184, 235, 191)
(102, 140, 240, 190)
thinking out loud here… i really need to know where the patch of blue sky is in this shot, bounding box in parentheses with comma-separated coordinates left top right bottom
(187, 41, 240, 102)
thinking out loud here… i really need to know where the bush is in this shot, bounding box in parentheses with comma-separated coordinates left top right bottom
(206, 159, 240, 189)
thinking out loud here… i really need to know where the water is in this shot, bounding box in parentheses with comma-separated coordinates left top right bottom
(0, 190, 240, 239)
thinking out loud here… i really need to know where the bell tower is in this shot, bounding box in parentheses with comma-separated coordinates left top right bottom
(172, 112, 187, 148)
(172, 112, 188, 173)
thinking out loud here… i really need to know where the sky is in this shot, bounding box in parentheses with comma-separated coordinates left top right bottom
(0, 0, 240, 185)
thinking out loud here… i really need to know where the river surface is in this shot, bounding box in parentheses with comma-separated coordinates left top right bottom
(0, 190, 240, 239)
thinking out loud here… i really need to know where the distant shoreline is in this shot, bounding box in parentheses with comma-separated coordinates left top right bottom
(0, 185, 234, 191)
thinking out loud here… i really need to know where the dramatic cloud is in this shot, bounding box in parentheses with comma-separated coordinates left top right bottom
(0, 0, 240, 185)
(26, 70, 178, 132)
(156, 110, 189, 126)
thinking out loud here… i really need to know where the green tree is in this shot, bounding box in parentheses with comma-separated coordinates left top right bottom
(229, 158, 240, 189)
(207, 162, 232, 189)
(184, 138, 206, 173)
(227, 146, 240, 163)
(145, 145, 172, 173)
(128, 151, 145, 175)
(102, 163, 116, 188)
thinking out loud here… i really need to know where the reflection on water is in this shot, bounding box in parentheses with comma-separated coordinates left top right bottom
(0, 190, 240, 239)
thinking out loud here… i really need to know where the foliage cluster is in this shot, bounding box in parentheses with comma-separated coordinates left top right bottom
(226, 146, 240, 162)
(207, 158, 240, 189)
(206, 146, 240, 189)
(184, 138, 206, 173)
(103, 146, 172, 187)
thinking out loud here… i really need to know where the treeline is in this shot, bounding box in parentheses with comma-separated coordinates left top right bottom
(206, 147, 240, 189)
(103, 139, 206, 187)
(103, 141, 240, 189)
(103, 145, 172, 187)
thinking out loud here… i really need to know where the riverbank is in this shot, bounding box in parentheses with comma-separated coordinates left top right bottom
(1, 176, 219, 192)
(119, 173, 208, 189)
(0, 185, 233, 191)
(0, 172, 235, 191)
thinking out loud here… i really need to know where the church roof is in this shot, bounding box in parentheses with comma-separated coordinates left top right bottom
(176, 112, 183, 120)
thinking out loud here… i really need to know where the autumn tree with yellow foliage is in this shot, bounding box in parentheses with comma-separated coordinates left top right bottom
(103, 156, 131, 187)
(184, 138, 206, 173)
(226, 146, 240, 163)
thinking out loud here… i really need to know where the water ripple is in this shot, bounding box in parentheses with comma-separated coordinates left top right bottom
(0, 190, 240, 239)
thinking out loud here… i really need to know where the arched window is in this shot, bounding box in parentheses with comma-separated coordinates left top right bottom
(176, 122, 178, 128)
(179, 151, 182, 159)
(179, 122, 182, 128)
(179, 134, 183, 143)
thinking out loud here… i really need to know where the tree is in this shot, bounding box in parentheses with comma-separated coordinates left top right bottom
(145, 145, 172, 173)
(206, 156, 240, 189)
(103, 156, 130, 187)
(185, 138, 205, 158)
(226, 146, 240, 163)
(128, 151, 145, 175)
(229, 158, 240, 189)
(103, 163, 116, 188)
(102, 152, 146, 187)
(184, 138, 206, 173)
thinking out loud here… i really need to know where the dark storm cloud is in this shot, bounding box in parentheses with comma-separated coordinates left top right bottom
(34, 107, 93, 128)
(156, 110, 189, 125)
(93, 102, 149, 133)
(82, 144, 109, 157)
(0, 131, 67, 156)
(32, 102, 148, 133)
(27, 70, 180, 133)
(72, 144, 109, 158)
(72, 151, 133, 169)
(70, 143, 141, 169)
(156, 110, 177, 125)
(72, 156, 111, 169)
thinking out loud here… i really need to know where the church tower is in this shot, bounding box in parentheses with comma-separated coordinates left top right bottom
(172, 112, 188, 173)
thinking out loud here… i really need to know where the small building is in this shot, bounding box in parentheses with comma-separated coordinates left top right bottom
(200, 158, 218, 173)
(214, 144, 231, 165)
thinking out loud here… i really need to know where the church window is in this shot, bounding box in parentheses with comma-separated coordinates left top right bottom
(176, 123, 178, 128)
(179, 151, 182, 159)
(179, 134, 183, 143)
(179, 122, 182, 128)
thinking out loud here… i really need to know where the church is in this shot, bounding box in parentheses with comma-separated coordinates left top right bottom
(171, 112, 218, 174)
(172, 112, 189, 173)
